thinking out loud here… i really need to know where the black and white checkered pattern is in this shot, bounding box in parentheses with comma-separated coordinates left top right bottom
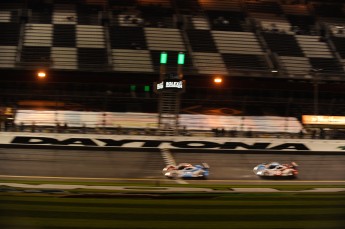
(1, 1, 345, 78)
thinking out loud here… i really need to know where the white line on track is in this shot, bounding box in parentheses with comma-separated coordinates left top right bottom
(160, 148, 176, 165)
(0, 175, 345, 183)
(160, 148, 188, 184)
(0, 175, 158, 181)
(175, 179, 188, 184)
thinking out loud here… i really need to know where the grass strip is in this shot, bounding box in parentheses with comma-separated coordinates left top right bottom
(0, 193, 344, 229)
(1, 217, 345, 229)
(1, 203, 345, 215)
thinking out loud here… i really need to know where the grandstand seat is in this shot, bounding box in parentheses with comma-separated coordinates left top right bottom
(110, 26, 148, 49)
(207, 10, 245, 32)
(286, 15, 316, 35)
(212, 31, 265, 55)
(309, 57, 344, 75)
(222, 53, 269, 71)
(262, 32, 304, 57)
(20, 46, 51, 65)
(331, 36, 345, 59)
(138, 4, 174, 28)
(53, 24, 76, 47)
(29, 3, 53, 24)
(109, 26, 153, 72)
(295, 35, 333, 58)
(0, 9, 19, 23)
(0, 22, 20, 46)
(186, 29, 218, 52)
(77, 4, 102, 25)
(78, 47, 108, 69)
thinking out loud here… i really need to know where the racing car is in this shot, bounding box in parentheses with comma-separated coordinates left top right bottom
(162, 163, 210, 179)
(253, 162, 298, 177)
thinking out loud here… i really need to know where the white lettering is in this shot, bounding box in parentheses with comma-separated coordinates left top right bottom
(157, 82, 164, 90)
(165, 81, 183, 88)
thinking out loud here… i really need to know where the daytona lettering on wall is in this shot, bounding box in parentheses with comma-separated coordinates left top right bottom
(10, 136, 311, 150)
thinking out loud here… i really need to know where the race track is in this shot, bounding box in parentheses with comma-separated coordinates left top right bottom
(1, 148, 345, 184)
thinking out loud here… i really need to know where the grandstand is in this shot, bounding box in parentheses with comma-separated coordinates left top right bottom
(1, 0, 345, 138)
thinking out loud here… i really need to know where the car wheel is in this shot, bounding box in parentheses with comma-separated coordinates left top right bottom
(199, 172, 207, 179)
(263, 171, 270, 176)
(171, 172, 178, 180)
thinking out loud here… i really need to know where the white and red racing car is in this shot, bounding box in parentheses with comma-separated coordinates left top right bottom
(253, 162, 298, 177)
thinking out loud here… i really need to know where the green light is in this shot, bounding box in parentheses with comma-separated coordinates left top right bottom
(130, 85, 136, 91)
(177, 52, 185, 65)
(144, 85, 150, 92)
(160, 52, 168, 64)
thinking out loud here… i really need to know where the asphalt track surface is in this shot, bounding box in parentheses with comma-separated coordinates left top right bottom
(1, 148, 345, 184)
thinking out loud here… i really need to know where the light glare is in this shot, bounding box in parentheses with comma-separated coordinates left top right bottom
(37, 71, 46, 78)
(214, 77, 222, 83)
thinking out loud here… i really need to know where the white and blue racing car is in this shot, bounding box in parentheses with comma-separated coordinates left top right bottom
(163, 163, 210, 179)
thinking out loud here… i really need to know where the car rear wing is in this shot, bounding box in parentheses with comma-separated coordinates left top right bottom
(202, 163, 210, 169)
